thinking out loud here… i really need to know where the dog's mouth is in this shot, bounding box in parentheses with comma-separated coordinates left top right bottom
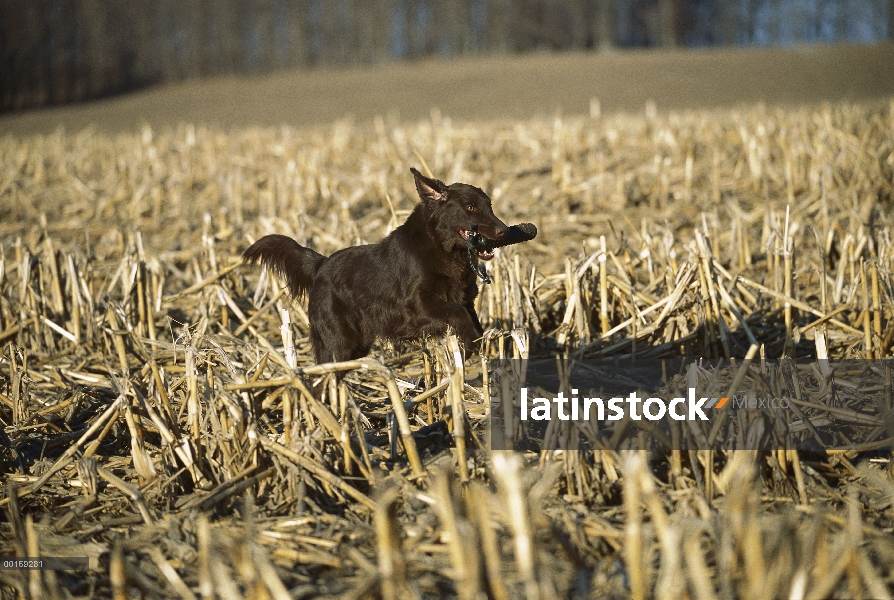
(460, 229, 496, 261)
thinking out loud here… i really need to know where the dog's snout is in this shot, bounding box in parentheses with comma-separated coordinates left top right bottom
(495, 227, 508, 239)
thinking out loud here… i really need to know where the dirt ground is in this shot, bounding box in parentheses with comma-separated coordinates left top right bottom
(2, 42, 894, 136)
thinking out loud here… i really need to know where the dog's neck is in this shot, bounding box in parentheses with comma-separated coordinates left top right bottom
(401, 202, 461, 256)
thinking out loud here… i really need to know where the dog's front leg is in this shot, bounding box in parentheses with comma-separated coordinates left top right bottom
(465, 301, 484, 335)
(463, 285, 484, 339)
(419, 299, 482, 353)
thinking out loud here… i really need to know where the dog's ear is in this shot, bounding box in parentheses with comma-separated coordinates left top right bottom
(411, 167, 447, 202)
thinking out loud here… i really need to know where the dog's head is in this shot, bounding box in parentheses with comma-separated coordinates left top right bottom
(411, 167, 508, 261)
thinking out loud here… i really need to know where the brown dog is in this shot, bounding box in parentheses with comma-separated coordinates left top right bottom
(243, 168, 509, 363)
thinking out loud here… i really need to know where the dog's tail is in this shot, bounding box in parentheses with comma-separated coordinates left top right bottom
(243, 234, 326, 298)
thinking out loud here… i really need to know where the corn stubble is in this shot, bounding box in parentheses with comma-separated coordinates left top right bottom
(1, 100, 894, 598)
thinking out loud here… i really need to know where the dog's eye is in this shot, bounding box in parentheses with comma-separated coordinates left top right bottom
(466, 204, 476, 212)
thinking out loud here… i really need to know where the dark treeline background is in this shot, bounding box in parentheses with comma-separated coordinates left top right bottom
(3, 0, 893, 113)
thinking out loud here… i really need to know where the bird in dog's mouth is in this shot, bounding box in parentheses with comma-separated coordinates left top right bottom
(460, 229, 496, 261)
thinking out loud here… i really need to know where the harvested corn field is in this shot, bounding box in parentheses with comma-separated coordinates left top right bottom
(2, 97, 894, 598)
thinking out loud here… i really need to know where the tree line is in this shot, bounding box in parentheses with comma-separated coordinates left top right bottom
(2, 0, 892, 112)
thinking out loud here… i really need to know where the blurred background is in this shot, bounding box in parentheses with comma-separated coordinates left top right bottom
(3, 0, 894, 113)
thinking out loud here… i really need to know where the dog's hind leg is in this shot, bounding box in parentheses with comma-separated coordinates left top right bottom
(307, 320, 371, 399)
(310, 315, 371, 365)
